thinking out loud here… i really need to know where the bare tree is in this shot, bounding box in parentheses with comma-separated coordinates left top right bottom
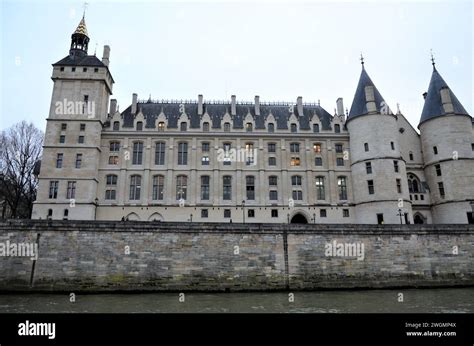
(0, 121, 43, 218)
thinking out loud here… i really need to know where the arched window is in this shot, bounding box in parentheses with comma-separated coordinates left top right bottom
(407, 174, 420, 193)
(152, 175, 165, 200)
(291, 123, 297, 133)
(203, 122, 210, 132)
(335, 124, 341, 133)
(129, 175, 141, 200)
(136, 121, 143, 131)
(268, 123, 274, 133)
(113, 121, 120, 131)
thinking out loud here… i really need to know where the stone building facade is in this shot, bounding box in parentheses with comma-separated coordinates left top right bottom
(31, 17, 474, 224)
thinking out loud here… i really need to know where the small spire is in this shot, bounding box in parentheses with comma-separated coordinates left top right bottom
(94, 42, 97, 56)
(430, 49, 436, 70)
(360, 52, 365, 69)
(396, 103, 401, 115)
(83, 2, 89, 19)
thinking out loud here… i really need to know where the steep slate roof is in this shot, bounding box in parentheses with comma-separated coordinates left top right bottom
(119, 101, 334, 130)
(74, 16, 88, 36)
(348, 67, 390, 120)
(419, 67, 470, 125)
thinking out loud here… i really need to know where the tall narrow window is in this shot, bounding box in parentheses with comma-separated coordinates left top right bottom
(75, 154, 82, 168)
(155, 142, 166, 165)
(394, 160, 399, 173)
(201, 176, 210, 200)
(158, 122, 165, 131)
(313, 124, 320, 133)
(367, 180, 374, 195)
(291, 123, 297, 133)
(132, 142, 143, 165)
(78, 135, 84, 144)
(202, 142, 210, 152)
(224, 122, 231, 132)
(66, 181, 76, 199)
(433, 146, 438, 155)
(435, 164, 442, 176)
(315, 157, 323, 166)
(291, 175, 303, 200)
(203, 122, 210, 132)
(335, 124, 341, 133)
(180, 122, 187, 131)
(136, 121, 143, 131)
(113, 121, 120, 131)
(129, 175, 141, 200)
(269, 176, 278, 201)
(245, 143, 254, 166)
(364, 143, 369, 152)
(176, 175, 187, 200)
(223, 142, 231, 165)
(246, 176, 255, 200)
(290, 143, 300, 153)
(105, 174, 117, 200)
(82, 95, 89, 114)
(391, 141, 395, 150)
(396, 179, 402, 193)
(49, 181, 59, 199)
(110, 141, 120, 152)
(223, 176, 232, 200)
(59, 135, 65, 143)
(409, 152, 414, 161)
(246, 123, 253, 132)
(178, 142, 188, 165)
(315, 176, 325, 200)
(335, 144, 343, 153)
(338, 176, 347, 200)
(336, 158, 344, 166)
(438, 182, 445, 198)
(366, 162, 372, 174)
(61, 123, 67, 130)
(80, 123, 86, 131)
(268, 143, 276, 153)
(152, 175, 164, 200)
(56, 153, 63, 168)
(268, 123, 275, 133)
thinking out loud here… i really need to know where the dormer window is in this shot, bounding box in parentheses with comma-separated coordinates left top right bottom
(113, 121, 120, 131)
(291, 123, 297, 133)
(335, 124, 341, 133)
(246, 123, 253, 132)
(313, 124, 320, 133)
(158, 122, 165, 131)
(268, 123, 274, 133)
(203, 122, 210, 132)
(224, 122, 231, 132)
(136, 121, 143, 131)
(180, 122, 187, 131)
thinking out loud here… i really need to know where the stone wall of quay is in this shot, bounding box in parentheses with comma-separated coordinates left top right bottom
(0, 220, 473, 291)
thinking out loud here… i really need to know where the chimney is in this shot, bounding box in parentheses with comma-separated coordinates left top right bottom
(231, 95, 236, 116)
(440, 87, 454, 113)
(336, 98, 344, 116)
(254, 95, 260, 116)
(102, 45, 110, 67)
(364, 86, 376, 113)
(109, 99, 117, 115)
(198, 94, 203, 115)
(131, 93, 138, 114)
(297, 96, 303, 116)
(423, 92, 428, 100)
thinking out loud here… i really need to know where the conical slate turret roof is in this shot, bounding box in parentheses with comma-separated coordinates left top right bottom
(348, 66, 391, 120)
(73, 16, 88, 37)
(419, 67, 470, 125)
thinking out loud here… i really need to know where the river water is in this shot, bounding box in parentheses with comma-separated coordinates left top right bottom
(0, 288, 473, 313)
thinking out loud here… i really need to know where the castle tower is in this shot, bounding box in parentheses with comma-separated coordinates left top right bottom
(418, 60, 474, 224)
(31, 16, 114, 220)
(346, 60, 412, 224)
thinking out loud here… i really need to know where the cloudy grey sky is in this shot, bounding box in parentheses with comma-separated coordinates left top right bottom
(1, 0, 472, 132)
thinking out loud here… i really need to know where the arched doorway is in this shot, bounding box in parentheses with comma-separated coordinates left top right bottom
(414, 213, 424, 224)
(291, 213, 308, 224)
(148, 212, 163, 222)
(125, 212, 140, 221)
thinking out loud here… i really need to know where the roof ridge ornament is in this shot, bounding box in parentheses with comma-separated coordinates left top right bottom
(360, 52, 365, 69)
(430, 49, 436, 71)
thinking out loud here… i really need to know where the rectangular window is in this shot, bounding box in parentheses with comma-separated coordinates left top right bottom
(244, 175, 254, 200)
(66, 181, 76, 199)
(152, 175, 164, 200)
(248, 209, 255, 218)
(391, 141, 395, 150)
(268, 157, 276, 166)
(467, 212, 474, 224)
(335, 124, 341, 133)
(343, 209, 349, 217)
(178, 142, 188, 165)
(180, 122, 187, 131)
(313, 124, 320, 133)
(472, 143, 474, 151)
(368, 180, 374, 194)
(94, 68, 99, 73)
(335, 144, 343, 153)
(435, 164, 442, 176)
(201, 156, 210, 165)
(245, 143, 254, 166)
(75, 154, 82, 168)
(110, 141, 120, 151)
(203, 122, 210, 132)
(223, 176, 232, 200)
(132, 142, 143, 165)
(224, 123, 231, 132)
(202, 142, 210, 152)
(315, 177, 325, 200)
(269, 176, 278, 186)
(315, 157, 323, 166)
(201, 209, 208, 218)
(49, 181, 58, 199)
(313, 143, 321, 153)
(80, 123, 86, 131)
(105, 189, 116, 200)
(290, 157, 300, 166)
(433, 146, 438, 155)
(409, 152, 414, 160)
(56, 153, 63, 168)
(364, 143, 369, 152)
(59, 135, 65, 143)
(158, 122, 165, 131)
(223, 143, 231, 165)
(72, 67, 76, 72)
(176, 176, 187, 200)
(105, 174, 117, 200)
(291, 175, 303, 200)
(108, 155, 119, 165)
(438, 182, 445, 198)
(377, 213, 384, 224)
(201, 176, 210, 200)
(78, 135, 84, 144)
(336, 158, 344, 166)
(291, 124, 297, 133)
(83, 67, 87, 72)
(338, 177, 347, 200)
(290, 143, 300, 153)
(224, 209, 231, 218)
(292, 190, 303, 200)
(246, 123, 253, 132)
(394, 160, 399, 173)
(366, 162, 372, 174)
(60, 67, 64, 72)
(271, 209, 278, 218)
(268, 143, 276, 153)
(396, 179, 402, 193)
(136, 122, 143, 131)
(320, 209, 327, 217)
(129, 175, 141, 200)
(269, 190, 278, 200)
(113, 122, 120, 131)
(61, 123, 67, 130)
(268, 123, 274, 133)
(155, 142, 166, 165)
